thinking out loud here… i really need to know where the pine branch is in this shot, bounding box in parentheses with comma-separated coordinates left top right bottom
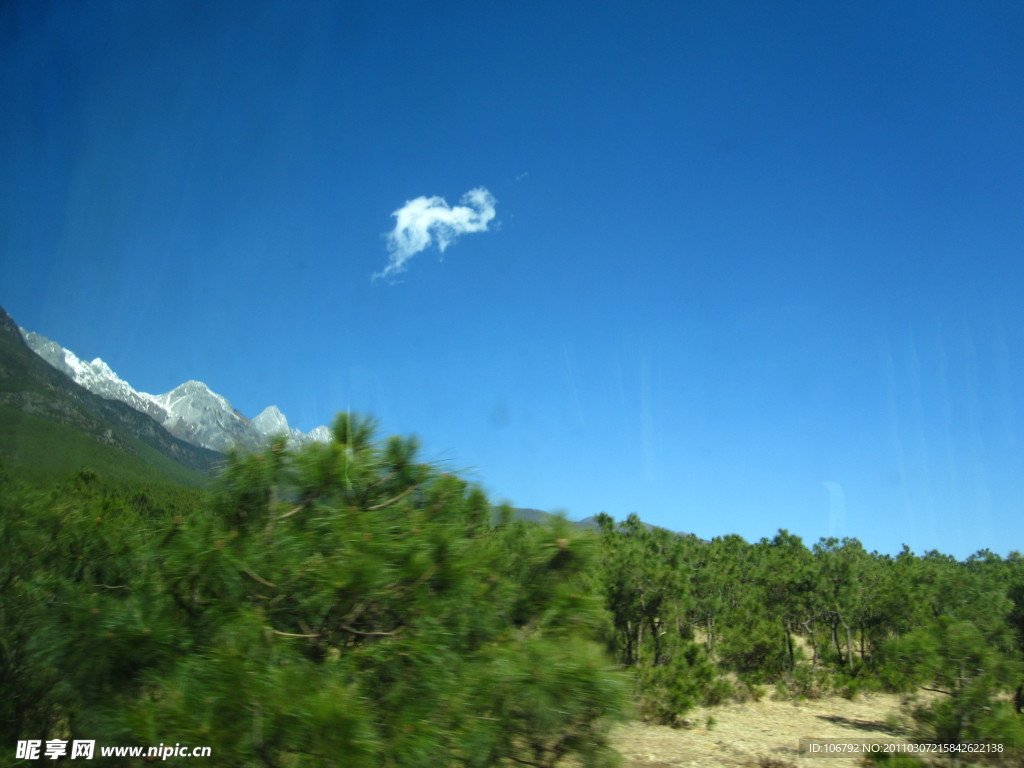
(267, 628, 320, 638)
(367, 484, 417, 511)
(508, 758, 550, 768)
(277, 501, 310, 521)
(339, 624, 396, 638)
(240, 564, 276, 588)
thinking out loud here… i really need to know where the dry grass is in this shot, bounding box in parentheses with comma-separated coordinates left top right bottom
(611, 691, 914, 768)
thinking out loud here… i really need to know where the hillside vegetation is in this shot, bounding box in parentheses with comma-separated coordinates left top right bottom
(2, 413, 1023, 767)
(0, 306, 222, 481)
(0, 405, 215, 490)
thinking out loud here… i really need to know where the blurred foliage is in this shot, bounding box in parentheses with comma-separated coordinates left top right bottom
(5, 411, 1024, 765)
(1, 414, 627, 767)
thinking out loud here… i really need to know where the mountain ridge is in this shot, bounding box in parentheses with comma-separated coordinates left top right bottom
(19, 327, 329, 453)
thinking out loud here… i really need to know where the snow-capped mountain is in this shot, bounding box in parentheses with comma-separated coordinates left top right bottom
(307, 425, 332, 442)
(254, 405, 332, 447)
(22, 330, 168, 423)
(146, 380, 256, 452)
(20, 329, 330, 453)
(252, 404, 288, 434)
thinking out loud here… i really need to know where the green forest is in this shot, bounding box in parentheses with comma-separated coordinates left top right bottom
(2, 414, 1023, 767)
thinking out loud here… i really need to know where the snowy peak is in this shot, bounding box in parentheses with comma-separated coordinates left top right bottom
(21, 330, 76, 377)
(253, 405, 290, 436)
(90, 357, 116, 379)
(149, 380, 237, 421)
(20, 329, 330, 454)
(146, 381, 329, 452)
(146, 380, 250, 452)
(308, 425, 332, 443)
(154, 380, 220, 401)
(21, 330, 167, 422)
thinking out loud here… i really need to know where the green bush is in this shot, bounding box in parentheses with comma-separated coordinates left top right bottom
(718, 626, 790, 682)
(634, 641, 730, 726)
(773, 664, 832, 701)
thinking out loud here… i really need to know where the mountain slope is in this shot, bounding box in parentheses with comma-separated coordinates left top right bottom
(0, 306, 221, 484)
(0, 405, 213, 489)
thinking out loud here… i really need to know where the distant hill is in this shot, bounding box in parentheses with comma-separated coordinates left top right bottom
(576, 514, 705, 539)
(496, 508, 700, 538)
(0, 305, 220, 487)
(503, 506, 564, 525)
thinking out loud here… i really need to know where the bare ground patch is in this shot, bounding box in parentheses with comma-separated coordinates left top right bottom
(612, 693, 912, 768)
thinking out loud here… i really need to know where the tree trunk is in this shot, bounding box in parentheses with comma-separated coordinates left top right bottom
(785, 622, 795, 670)
(811, 621, 819, 669)
(649, 616, 661, 666)
(844, 621, 854, 669)
(802, 617, 819, 670)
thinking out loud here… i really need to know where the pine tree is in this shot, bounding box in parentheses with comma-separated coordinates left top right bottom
(2, 415, 629, 768)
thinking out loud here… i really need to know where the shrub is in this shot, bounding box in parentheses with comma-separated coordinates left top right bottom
(634, 641, 731, 726)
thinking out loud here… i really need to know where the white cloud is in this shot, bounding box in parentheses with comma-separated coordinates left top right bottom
(376, 187, 496, 279)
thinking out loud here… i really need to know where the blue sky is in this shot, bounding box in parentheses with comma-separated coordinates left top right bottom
(2, 1, 1022, 558)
